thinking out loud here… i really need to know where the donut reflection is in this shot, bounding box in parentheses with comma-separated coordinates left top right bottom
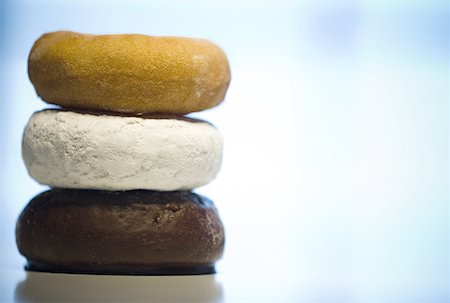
(15, 271, 223, 303)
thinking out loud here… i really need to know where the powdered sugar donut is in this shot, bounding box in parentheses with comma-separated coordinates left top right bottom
(22, 110, 223, 191)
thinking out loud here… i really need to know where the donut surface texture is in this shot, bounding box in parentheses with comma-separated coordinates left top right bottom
(22, 110, 223, 191)
(28, 31, 230, 114)
(16, 189, 225, 275)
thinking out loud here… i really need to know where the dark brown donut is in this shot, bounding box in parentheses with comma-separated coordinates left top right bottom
(16, 189, 225, 275)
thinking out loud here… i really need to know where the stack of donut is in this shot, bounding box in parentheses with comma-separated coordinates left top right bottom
(16, 31, 230, 275)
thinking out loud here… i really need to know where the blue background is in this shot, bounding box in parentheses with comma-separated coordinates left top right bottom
(0, 0, 448, 302)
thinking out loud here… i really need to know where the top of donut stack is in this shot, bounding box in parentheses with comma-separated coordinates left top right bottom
(28, 31, 230, 114)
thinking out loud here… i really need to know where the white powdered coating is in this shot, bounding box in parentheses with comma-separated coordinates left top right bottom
(22, 110, 223, 191)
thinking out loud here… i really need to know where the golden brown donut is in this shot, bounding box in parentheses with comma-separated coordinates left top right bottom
(28, 31, 230, 114)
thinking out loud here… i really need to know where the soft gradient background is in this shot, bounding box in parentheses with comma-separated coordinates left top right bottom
(0, 0, 448, 302)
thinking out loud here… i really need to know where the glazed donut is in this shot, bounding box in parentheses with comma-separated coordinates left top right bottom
(28, 31, 231, 114)
(16, 189, 225, 275)
(22, 110, 223, 191)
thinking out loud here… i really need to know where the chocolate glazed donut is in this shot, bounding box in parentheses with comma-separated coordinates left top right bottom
(16, 189, 225, 275)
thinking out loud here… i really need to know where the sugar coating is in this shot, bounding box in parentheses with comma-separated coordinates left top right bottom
(22, 110, 223, 191)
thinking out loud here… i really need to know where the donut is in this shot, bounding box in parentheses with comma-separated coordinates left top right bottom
(22, 110, 223, 191)
(28, 31, 231, 114)
(16, 189, 225, 275)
